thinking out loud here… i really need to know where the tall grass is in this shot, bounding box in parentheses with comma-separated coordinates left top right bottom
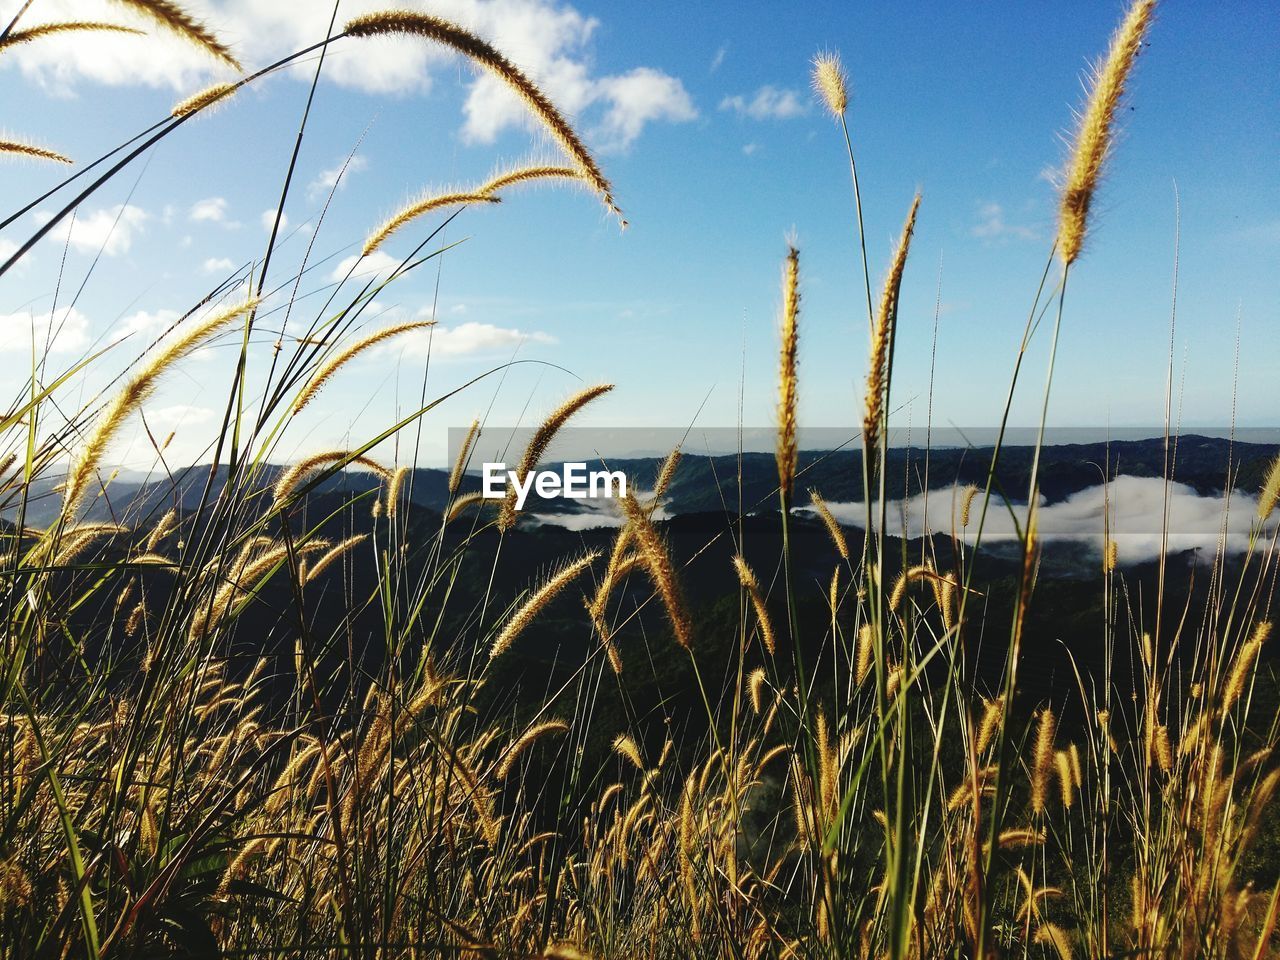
(2, 1, 1278, 958)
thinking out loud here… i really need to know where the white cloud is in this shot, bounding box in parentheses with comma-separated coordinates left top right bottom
(202, 257, 236, 273)
(115, 309, 181, 341)
(0, 0, 233, 94)
(2, 1, 694, 151)
(807, 477, 1273, 565)
(0, 238, 30, 274)
(0, 306, 91, 354)
(35, 204, 148, 256)
(308, 155, 368, 200)
(710, 44, 728, 73)
(742, 142, 760, 156)
(719, 85, 806, 120)
(331, 251, 401, 281)
(531, 489, 667, 530)
(190, 197, 228, 223)
(145, 404, 216, 427)
(594, 68, 697, 151)
(972, 202, 1037, 241)
(404, 321, 555, 358)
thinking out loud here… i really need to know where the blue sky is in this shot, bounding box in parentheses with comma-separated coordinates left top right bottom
(1, 0, 1276, 468)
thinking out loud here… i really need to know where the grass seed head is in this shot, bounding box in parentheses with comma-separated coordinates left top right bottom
(1056, 0, 1156, 265)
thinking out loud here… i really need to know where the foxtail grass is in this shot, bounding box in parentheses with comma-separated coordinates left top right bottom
(776, 246, 800, 497)
(362, 192, 499, 256)
(497, 383, 613, 531)
(0, 139, 71, 163)
(110, 0, 241, 70)
(344, 11, 621, 223)
(62, 297, 258, 517)
(0, 21, 142, 51)
(293, 321, 434, 413)
(1056, 0, 1156, 265)
(171, 81, 238, 118)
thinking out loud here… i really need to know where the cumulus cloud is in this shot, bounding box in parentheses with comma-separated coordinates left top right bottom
(403, 321, 555, 358)
(593, 68, 697, 150)
(0, 306, 91, 354)
(805, 476, 1274, 565)
(972, 202, 1037, 241)
(2, 1, 694, 151)
(331, 251, 401, 281)
(190, 197, 228, 223)
(308, 155, 368, 200)
(145, 404, 216, 427)
(115, 309, 181, 340)
(719, 85, 806, 120)
(36, 204, 148, 256)
(202, 257, 235, 273)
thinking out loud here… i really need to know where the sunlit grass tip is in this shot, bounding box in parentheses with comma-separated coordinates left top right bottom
(498, 383, 614, 531)
(811, 51, 849, 117)
(111, 0, 242, 70)
(0, 21, 142, 52)
(489, 551, 600, 660)
(63, 296, 258, 517)
(449, 419, 480, 494)
(272, 451, 392, 504)
(0, 139, 72, 164)
(776, 246, 800, 497)
(171, 81, 238, 118)
(343, 11, 622, 224)
(1258, 453, 1280, 521)
(293, 321, 434, 413)
(863, 194, 920, 457)
(362, 191, 499, 257)
(1055, 0, 1156, 265)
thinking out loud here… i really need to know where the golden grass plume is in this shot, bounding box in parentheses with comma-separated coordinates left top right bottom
(0, 139, 71, 164)
(855, 623, 873, 685)
(385, 466, 410, 518)
(959, 483, 980, 529)
(0, 21, 142, 52)
(653, 446, 682, 501)
(273, 451, 392, 504)
(489, 551, 600, 660)
(1258, 453, 1280, 521)
(110, 0, 241, 70)
(362, 191, 499, 256)
(733, 555, 777, 655)
(621, 493, 693, 651)
(612, 733, 645, 771)
(863, 194, 920, 458)
(450, 418, 480, 493)
(776, 246, 800, 497)
(1055, 0, 1156, 265)
(171, 80, 238, 118)
(293, 321, 433, 413)
(811, 51, 849, 117)
(446, 491, 486, 525)
(1031, 708, 1057, 814)
(1223, 622, 1271, 713)
(63, 297, 257, 517)
(343, 11, 621, 223)
(498, 383, 614, 531)
(808, 489, 849, 559)
(497, 719, 569, 779)
(478, 163, 582, 195)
